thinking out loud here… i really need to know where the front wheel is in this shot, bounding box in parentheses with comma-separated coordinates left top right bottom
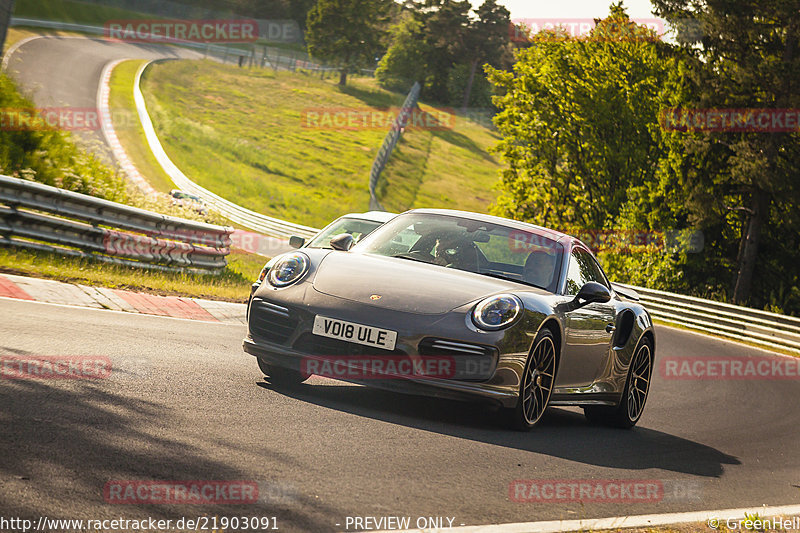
(257, 358, 308, 385)
(584, 336, 653, 428)
(505, 328, 557, 431)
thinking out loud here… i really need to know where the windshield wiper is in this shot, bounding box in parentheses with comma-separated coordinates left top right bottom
(479, 271, 541, 289)
(391, 254, 430, 264)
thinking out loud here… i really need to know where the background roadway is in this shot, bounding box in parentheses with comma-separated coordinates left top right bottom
(5, 36, 205, 161)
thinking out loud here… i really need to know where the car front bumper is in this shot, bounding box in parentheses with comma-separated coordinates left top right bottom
(242, 335, 520, 408)
(242, 286, 529, 408)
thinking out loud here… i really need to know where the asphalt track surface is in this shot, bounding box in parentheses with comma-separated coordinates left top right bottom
(1, 297, 799, 531)
(4, 34, 800, 531)
(5, 36, 205, 161)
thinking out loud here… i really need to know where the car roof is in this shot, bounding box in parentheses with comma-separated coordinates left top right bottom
(401, 208, 573, 244)
(338, 211, 397, 223)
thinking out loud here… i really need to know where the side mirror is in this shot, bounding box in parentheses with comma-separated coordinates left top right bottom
(289, 236, 305, 249)
(574, 281, 612, 307)
(329, 233, 355, 251)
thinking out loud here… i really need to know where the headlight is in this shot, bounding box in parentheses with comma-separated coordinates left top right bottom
(266, 252, 309, 287)
(256, 257, 279, 283)
(471, 294, 523, 331)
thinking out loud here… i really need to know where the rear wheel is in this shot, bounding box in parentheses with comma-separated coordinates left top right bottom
(584, 336, 653, 428)
(506, 328, 557, 431)
(257, 358, 308, 385)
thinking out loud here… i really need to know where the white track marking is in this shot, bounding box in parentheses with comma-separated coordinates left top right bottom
(379, 504, 800, 533)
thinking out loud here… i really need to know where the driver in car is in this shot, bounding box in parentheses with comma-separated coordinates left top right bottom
(434, 234, 475, 270)
(524, 249, 558, 289)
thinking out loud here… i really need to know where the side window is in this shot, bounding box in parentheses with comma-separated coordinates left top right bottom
(564, 248, 607, 295)
(586, 252, 610, 289)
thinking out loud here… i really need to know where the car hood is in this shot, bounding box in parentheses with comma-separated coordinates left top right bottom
(312, 252, 523, 314)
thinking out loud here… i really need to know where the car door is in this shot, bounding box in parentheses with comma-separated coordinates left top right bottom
(557, 247, 617, 388)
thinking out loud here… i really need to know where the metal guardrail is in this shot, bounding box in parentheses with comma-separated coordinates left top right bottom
(625, 284, 800, 354)
(0, 175, 234, 273)
(368, 81, 420, 211)
(7, 18, 321, 240)
(10, 17, 327, 71)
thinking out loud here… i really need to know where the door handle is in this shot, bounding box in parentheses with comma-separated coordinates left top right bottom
(605, 323, 616, 333)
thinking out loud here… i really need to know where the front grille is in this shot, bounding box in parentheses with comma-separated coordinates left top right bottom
(292, 332, 405, 356)
(418, 337, 498, 381)
(248, 298, 298, 344)
(418, 338, 497, 358)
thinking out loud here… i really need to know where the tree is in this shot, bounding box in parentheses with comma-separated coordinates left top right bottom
(418, 0, 472, 101)
(377, 0, 511, 104)
(375, 10, 429, 91)
(487, 6, 671, 230)
(651, 0, 800, 305)
(306, 0, 391, 85)
(461, 0, 511, 109)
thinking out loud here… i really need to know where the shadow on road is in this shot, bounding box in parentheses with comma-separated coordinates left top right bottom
(258, 379, 740, 478)
(0, 346, 336, 531)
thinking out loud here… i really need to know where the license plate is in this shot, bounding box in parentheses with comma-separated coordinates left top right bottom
(312, 316, 397, 351)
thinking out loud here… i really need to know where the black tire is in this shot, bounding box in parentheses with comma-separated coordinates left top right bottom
(505, 328, 558, 431)
(584, 336, 653, 429)
(256, 358, 308, 385)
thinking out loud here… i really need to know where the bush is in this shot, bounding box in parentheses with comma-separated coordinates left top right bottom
(0, 73, 129, 202)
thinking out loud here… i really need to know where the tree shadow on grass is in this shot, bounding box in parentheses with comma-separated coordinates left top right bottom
(334, 85, 497, 164)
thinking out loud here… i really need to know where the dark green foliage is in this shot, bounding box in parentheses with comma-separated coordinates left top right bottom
(487, 1, 800, 315)
(0, 73, 128, 202)
(376, 0, 511, 105)
(306, 0, 392, 85)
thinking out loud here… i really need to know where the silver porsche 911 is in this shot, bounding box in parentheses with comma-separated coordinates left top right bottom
(243, 209, 655, 430)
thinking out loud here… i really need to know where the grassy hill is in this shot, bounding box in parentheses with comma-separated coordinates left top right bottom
(139, 60, 502, 228)
(14, 0, 151, 25)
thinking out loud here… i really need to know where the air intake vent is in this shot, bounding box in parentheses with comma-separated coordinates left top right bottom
(418, 338, 496, 358)
(418, 337, 498, 380)
(248, 298, 298, 344)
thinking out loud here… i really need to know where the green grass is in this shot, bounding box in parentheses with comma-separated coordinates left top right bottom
(377, 103, 501, 213)
(13, 0, 152, 25)
(140, 60, 502, 228)
(0, 70, 130, 202)
(109, 59, 177, 194)
(0, 246, 265, 302)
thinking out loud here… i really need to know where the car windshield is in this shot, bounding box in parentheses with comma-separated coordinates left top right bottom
(356, 213, 564, 291)
(306, 217, 383, 249)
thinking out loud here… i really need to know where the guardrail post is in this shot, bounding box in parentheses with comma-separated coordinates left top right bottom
(368, 81, 421, 211)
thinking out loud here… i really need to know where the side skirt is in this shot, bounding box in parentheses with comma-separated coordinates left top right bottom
(549, 392, 620, 406)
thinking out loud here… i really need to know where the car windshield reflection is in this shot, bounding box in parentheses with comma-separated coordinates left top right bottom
(356, 213, 564, 292)
(307, 217, 383, 249)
